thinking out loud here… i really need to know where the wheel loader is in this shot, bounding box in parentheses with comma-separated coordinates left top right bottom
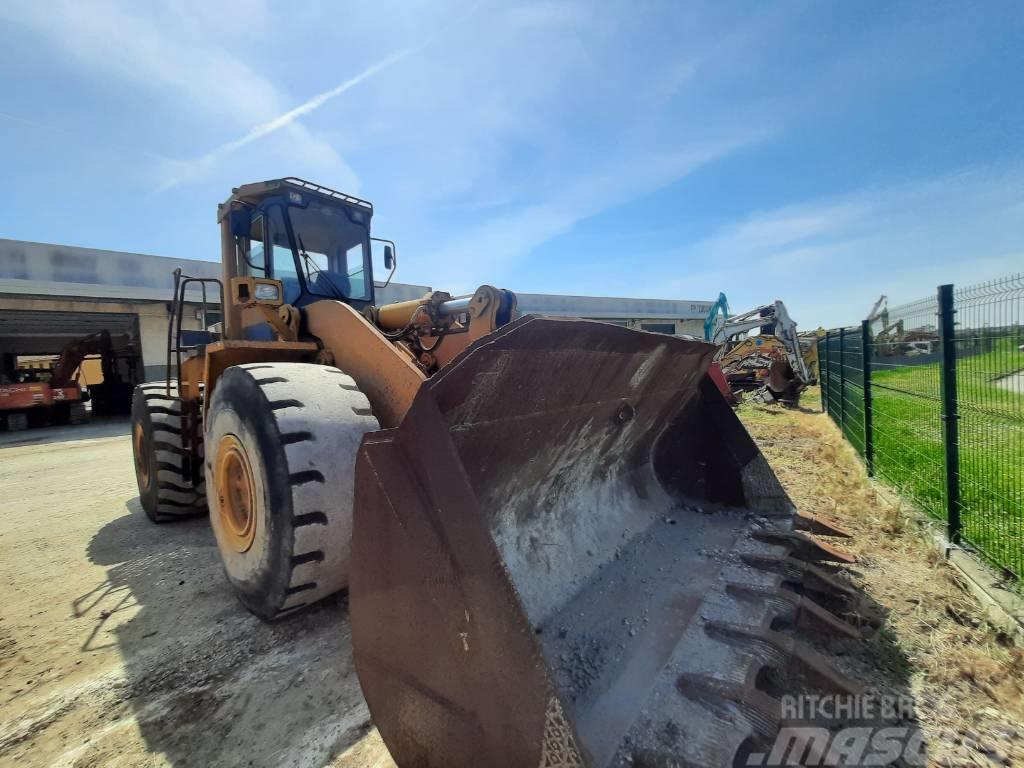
(131, 177, 862, 767)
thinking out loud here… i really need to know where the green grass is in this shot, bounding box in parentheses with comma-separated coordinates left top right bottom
(848, 338, 1024, 576)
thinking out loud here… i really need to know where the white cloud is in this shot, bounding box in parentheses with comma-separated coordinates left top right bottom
(0, 0, 356, 190)
(7, 0, 1014, 326)
(328, 2, 787, 289)
(1, 1, 276, 119)
(160, 47, 416, 190)
(652, 165, 1024, 327)
(418, 136, 764, 292)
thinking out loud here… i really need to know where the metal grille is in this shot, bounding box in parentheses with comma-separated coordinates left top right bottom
(952, 276, 1024, 576)
(820, 326, 866, 456)
(868, 294, 945, 522)
(820, 274, 1023, 578)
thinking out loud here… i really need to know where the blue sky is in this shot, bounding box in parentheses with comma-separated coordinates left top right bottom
(1, 1, 1021, 327)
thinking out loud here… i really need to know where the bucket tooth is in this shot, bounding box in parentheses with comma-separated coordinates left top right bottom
(726, 584, 860, 639)
(671, 675, 835, 768)
(795, 512, 853, 538)
(703, 621, 862, 695)
(753, 530, 857, 564)
(675, 674, 781, 737)
(784, 590, 860, 639)
(672, 675, 857, 768)
(741, 553, 856, 599)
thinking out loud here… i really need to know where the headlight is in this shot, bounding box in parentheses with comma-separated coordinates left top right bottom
(255, 283, 281, 301)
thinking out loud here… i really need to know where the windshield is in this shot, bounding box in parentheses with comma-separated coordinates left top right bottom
(287, 198, 371, 302)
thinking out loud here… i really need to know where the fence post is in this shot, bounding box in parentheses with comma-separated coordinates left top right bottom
(821, 333, 830, 413)
(838, 327, 846, 436)
(861, 319, 874, 476)
(938, 283, 961, 545)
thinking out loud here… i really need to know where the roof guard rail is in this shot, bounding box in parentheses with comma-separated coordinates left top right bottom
(280, 177, 373, 211)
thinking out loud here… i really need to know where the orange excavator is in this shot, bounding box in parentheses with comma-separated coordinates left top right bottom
(0, 330, 133, 430)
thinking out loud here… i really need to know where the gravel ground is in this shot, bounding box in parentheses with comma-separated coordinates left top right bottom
(0, 419, 394, 768)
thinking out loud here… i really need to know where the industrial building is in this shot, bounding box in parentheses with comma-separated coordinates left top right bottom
(0, 237, 712, 387)
(515, 292, 712, 336)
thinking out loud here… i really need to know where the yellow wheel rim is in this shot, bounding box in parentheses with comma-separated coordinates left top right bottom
(133, 422, 151, 489)
(215, 435, 257, 553)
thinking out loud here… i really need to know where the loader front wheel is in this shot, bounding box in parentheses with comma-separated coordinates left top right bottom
(131, 382, 207, 522)
(205, 363, 379, 621)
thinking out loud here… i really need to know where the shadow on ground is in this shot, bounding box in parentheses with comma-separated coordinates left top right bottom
(83, 499, 373, 768)
(79, 500, 923, 765)
(0, 416, 131, 448)
(783, 559, 929, 766)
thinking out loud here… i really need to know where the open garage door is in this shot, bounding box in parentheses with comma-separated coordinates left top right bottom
(0, 309, 142, 418)
(0, 309, 140, 357)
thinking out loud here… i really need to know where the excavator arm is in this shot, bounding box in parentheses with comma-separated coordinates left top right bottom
(711, 300, 811, 385)
(49, 330, 118, 388)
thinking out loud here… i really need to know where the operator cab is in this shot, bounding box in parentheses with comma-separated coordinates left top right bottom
(220, 178, 377, 319)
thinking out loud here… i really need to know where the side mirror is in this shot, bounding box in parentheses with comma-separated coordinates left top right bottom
(383, 244, 395, 270)
(228, 209, 252, 238)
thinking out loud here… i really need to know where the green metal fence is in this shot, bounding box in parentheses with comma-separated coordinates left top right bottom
(820, 275, 1024, 578)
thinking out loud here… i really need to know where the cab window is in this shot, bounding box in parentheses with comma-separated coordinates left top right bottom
(266, 206, 301, 304)
(242, 214, 266, 276)
(288, 199, 371, 302)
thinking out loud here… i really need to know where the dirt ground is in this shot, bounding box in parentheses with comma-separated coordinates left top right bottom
(740, 390, 1023, 767)
(0, 419, 395, 768)
(0, 393, 1021, 767)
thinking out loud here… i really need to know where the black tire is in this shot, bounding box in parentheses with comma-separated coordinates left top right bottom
(4, 412, 27, 432)
(205, 363, 378, 621)
(131, 382, 207, 523)
(51, 401, 71, 426)
(69, 402, 87, 425)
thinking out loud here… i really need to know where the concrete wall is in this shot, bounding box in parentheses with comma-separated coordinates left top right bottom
(0, 240, 716, 383)
(0, 239, 431, 381)
(553, 316, 705, 337)
(0, 294, 203, 382)
(0, 238, 429, 306)
(515, 292, 713, 319)
(0, 238, 219, 302)
(515, 292, 711, 337)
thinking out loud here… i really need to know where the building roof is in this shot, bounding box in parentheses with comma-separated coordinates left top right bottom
(515, 292, 714, 320)
(0, 238, 428, 304)
(0, 239, 714, 320)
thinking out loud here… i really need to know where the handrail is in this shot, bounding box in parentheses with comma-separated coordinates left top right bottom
(165, 268, 225, 396)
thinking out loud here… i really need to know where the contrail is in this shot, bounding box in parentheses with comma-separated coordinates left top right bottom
(161, 3, 482, 190)
(161, 46, 416, 189)
(208, 47, 414, 158)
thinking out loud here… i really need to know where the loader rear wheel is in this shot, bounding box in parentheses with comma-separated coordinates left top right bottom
(205, 363, 379, 621)
(131, 382, 207, 523)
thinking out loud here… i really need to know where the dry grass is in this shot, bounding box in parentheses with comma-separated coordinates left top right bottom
(739, 393, 1024, 765)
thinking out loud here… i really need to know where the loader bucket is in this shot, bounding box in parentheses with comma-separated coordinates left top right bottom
(351, 316, 856, 767)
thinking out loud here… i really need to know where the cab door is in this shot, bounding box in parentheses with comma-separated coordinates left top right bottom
(238, 206, 299, 340)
